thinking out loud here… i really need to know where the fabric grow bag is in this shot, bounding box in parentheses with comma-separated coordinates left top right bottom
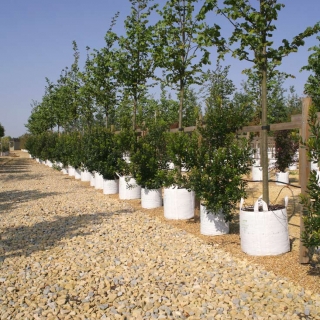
(252, 166, 263, 181)
(80, 170, 91, 182)
(119, 176, 141, 200)
(240, 197, 289, 256)
(74, 168, 81, 180)
(276, 171, 289, 185)
(103, 179, 119, 195)
(95, 173, 104, 190)
(164, 187, 195, 220)
(90, 173, 96, 187)
(200, 204, 229, 236)
(68, 166, 75, 177)
(141, 188, 163, 209)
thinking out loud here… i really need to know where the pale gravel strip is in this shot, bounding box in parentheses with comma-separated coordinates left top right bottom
(0, 156, 320, 319)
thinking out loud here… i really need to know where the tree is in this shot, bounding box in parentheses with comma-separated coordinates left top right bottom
(301, 36, 320, 110)
(154, 0, 221, 129)
(89, 16, 119, 129)
(300, 105, 320, 262)
(117, 0, 158, 130)
(0, 123, 4, 138)
(286, 86, 302, 116)
(77, 49, 97, 131)
(241, 69, 289, 124)
(202, 0, 320, 204)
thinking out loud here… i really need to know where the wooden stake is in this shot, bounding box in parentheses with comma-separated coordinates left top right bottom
(299, 97, 312, 264)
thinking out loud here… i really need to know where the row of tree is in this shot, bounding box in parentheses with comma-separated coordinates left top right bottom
(26, 0, 320, 138)
(24, 0, 320, 260)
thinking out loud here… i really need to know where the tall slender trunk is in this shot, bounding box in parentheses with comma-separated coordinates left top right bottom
(179, 0, 186, 130)
(179, 79, 184, 129)
(260, 0, 269, 205)
(133, 95, 137, 131)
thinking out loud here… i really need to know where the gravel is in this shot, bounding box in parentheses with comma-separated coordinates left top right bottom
(0, 154, 319, 319)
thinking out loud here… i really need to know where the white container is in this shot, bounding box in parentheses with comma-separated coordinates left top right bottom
(103, 179, 119, 195)
(311, 161, 319, 171)
(141, 188, 163, 209)
(68, 166, 75, 177)
(289, 163, 297, 170)
(164, 187, 195, 220)
(240, 197, 289, 256)
(90, 173, 96, 187)
(200, 204, 229, 236)
(95, 173, 104, 190)
(35, 158, 39, 163)
(253, 159, 260, 166)
(56, 162, 63, 169)
(46, 160, 53, 168)
(81, 170, 91, 182)
(252, 166, 263, 181)
(61, 167, 68, 175)
(276, 171, 289, 185)
(119, 176, 141, 200)
(74, 168, 81, 180)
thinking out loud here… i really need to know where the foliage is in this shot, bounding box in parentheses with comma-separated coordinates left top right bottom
(154, 0, 221, 129)
(188, 104, 252, 222)
(241, 69, 290, 124)
(63, 131, 84, 169)
(201, 0, 320, 204)
(19, 133, 30, 150)
(130, 120, 171, 189)
(287, 86, 302, 116)
(301, 36, 320, 110)
(300, 104, 320, 258)
(0, 123, 5, 138)
(54, 133, 71, 166)
(82, 126, 123, 180)
(24, 132, 58, 161)
(88, 16, 119, 129)
(0, 136, 10, 153)
(274, 130, 299, 172)
(116, 0, 158, 130)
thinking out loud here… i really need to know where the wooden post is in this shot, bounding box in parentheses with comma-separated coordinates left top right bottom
(299, 97, 312, 264)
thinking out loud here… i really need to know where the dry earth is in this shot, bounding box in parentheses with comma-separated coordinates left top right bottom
(0, 151, 319, 319)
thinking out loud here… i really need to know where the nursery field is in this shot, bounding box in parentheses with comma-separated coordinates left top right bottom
(0, 151, 319, 319)
(125, 169, 320, 293)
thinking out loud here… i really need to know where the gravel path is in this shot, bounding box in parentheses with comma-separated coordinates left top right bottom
(1, 155, 320, 319)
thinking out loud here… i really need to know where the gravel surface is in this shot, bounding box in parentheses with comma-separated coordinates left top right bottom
(1, 153, 320, 319)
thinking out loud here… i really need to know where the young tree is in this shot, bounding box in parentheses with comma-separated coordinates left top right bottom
(286, 86, 302, 116)
(0, 123, 4, 138)
(301, 36, 320, 110)
(89, 16, 119, 129)
(154, 0, 221, 129)
(77, 49, 97, 131)
(201, 63, 236, 110)
(116, 0, 158, 130)
(241, 69, 289, 124)
(202, 62, 252, 128)
(203, 0, 320, 204)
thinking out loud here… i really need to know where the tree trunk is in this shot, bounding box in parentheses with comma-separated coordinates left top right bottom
(260, 0, 269, 205)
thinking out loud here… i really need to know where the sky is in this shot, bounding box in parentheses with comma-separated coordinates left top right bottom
(0, 0, 320, 138)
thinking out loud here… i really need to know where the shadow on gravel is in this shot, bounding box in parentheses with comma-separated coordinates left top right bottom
(0, 158, 36, 181)
(0, 211, 119, 260)
(0, 189, 60, 212)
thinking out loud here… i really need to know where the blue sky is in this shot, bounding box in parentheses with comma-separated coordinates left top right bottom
(0, 0, 319, 138)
